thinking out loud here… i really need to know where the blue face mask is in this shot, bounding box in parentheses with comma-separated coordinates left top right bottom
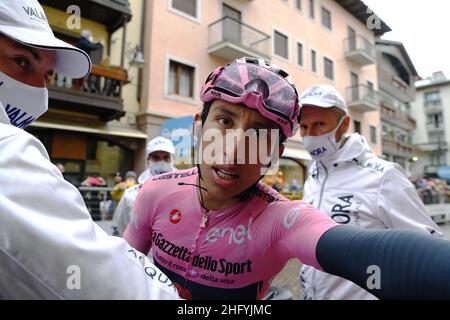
(0, 70, 48, 129)
(302, 117, 346, 161)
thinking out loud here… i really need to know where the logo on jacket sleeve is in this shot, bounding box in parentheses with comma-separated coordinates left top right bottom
(169, 209, 182, 224)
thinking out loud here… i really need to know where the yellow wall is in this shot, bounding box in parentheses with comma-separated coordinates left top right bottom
(42, 5, 109, 49)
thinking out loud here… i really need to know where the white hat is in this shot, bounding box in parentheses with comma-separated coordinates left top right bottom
(146, 137, 175, 156)
(300, 84, 348, 113)
(0, 0, 91, 79)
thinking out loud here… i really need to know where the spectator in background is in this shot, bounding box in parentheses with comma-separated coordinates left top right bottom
(113, 137, 176, 236)
(54, 162, 80, 187)
(76, 29, 103, 57)
(81, 173, 106, 187)
(75, 29, 104, 93)
(111, 171, 137, 209)
(289, 179, 301, 193)
(271, 171, 283, 192)
(113, 172, 123, 185)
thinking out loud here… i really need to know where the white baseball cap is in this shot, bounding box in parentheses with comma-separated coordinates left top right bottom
(300, 84, 348, 113)
(146, 137, 175, 156)
(0, 0, 91, 79)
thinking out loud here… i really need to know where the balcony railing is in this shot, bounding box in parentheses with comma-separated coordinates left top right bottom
(48, 64, 128, 121)
(382, 136, 416, 159)
(419, 141, 448, 152)
(425, 99, 443, 114)
(344, 35, 376, 66)
(346, 84, 379, 112)
(426, 122, 445, 132)
(425, 99, 442, 107)
(208, 16, 271, 61)
(380, 106, 416, 131)
(378, 69, 414, 101)
(379, 92, 416, 131)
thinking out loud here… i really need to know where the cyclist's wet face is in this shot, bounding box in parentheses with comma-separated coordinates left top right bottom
(0, 35, 55, 88)
(198, 100, 280, 209)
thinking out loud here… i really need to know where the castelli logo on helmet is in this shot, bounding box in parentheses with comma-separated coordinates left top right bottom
(169, 209, 182, 224)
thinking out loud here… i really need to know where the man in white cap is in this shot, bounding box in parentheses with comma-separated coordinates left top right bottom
(298, 84, 442, 300)
(0, 0, 179, 299)
(113, 137, 176, 236)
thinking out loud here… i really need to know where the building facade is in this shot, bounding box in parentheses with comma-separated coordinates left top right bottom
(376, 39, 418, 176)
(138, 0, 390, 186)
(411, 72, 450, 179)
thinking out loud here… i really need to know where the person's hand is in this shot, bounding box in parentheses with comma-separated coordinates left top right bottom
(119, 182, 127, 190)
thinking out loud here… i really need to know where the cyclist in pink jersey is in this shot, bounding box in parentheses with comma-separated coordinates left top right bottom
(125, 57, 450, 300)
(125, 167, 336, 299)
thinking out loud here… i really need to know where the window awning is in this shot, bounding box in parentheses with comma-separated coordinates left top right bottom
(31, 120, 148, 139)
(282, 147, 312, 161)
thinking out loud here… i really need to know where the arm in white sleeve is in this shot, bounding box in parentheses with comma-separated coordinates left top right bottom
(377, 165, 443, 237)
(0, 125, 179, 299)
(112, 189, 133, 237)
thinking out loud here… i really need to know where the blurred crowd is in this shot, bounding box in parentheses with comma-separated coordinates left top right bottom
(413, 178, 450, 205)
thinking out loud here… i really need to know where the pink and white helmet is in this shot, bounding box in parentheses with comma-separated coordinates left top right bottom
(200, 57, 301, 138)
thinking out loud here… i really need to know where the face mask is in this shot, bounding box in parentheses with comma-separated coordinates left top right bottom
(149, 160, 174, 176)
(138, 160, 175, 183)
(0, 70, 48, 129)
(303, 117, 346, 161)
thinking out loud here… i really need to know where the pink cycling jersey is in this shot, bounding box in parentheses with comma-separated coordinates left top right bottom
(124, 168, 338, 299)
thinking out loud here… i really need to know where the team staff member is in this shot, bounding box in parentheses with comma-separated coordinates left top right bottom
(0, 0, 178, 299)
(113, 136, 176, 236)
(298, 85, 442, 300)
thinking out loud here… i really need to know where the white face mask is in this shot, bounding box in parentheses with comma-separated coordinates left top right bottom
(0, 70, 48, 129)
(302, 117, 346, 161)
(149, 160, 174, 176)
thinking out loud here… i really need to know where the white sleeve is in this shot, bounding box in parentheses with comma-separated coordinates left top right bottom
(112, 189, 133, 237)
(377, 165, 443, 237)
(0, 126, 180, 299)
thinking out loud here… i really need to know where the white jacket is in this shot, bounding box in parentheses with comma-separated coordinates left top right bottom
(112, 184, 142, 236)
(300, 133, 443, 300)
(0, 104, 179, 299)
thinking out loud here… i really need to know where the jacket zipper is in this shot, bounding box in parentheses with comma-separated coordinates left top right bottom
(317, 161, 328, 210)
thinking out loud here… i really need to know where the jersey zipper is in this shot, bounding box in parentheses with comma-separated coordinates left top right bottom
(181, 208, 210, 295)
(200, 209, 210, 228)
